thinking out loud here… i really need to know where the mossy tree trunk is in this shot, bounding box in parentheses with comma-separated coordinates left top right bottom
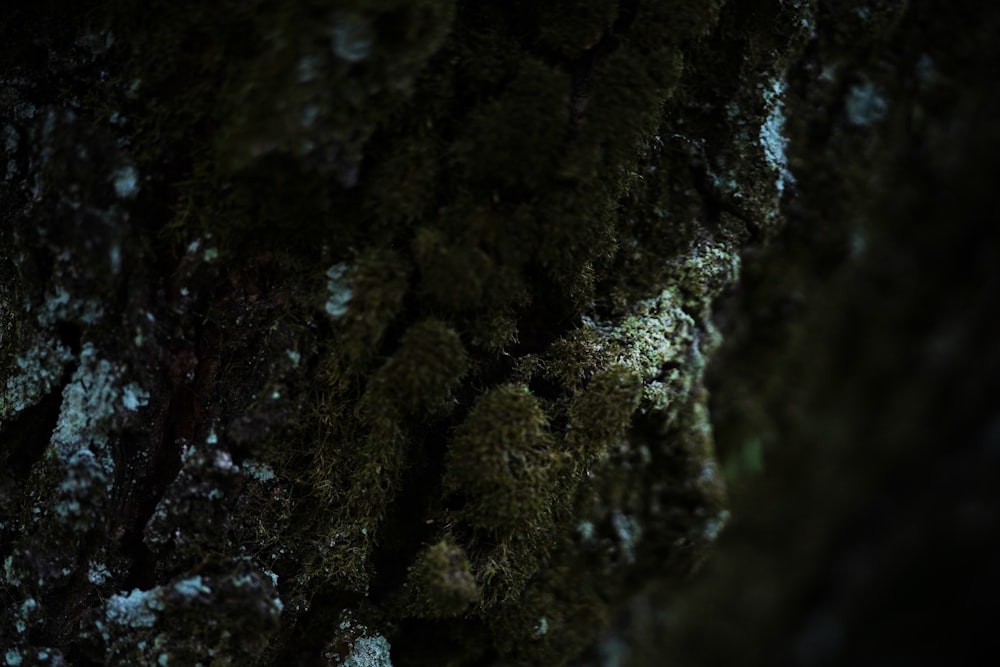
(2, 1, 996, 666)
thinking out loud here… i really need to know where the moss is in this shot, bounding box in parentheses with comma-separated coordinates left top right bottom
(444, 384, 557, 532)
(328, 248, 411, 373)
(413, 226, 494, 312)
(567, 366, 643, 459)
(399, 538, 480, 618)
(362, 318, 469, 421)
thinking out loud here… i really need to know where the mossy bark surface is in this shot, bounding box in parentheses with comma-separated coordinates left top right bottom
(2, 1, 996, 666)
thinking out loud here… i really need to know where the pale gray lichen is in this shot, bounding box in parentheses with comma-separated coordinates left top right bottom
(0, 338, 74, 421)
(326, 263, 353, 318)
(111, 164, 139, 198)
(341, 635, 393, 667)
(173, 575, 212, 598)
(243, 460, 277, 482)
(845, 79, 889, 126)
(665, 236, 741, 313)
(611, 511, 641, 564)
(50, 344, 120, 464)
(330, 14, 374, 64)
(37, 284, 104, 328)
(584, 288, 698, 416)
(121, 382, 149, 411)
(88, 561, 111, 585)
(104, 588, 164, 629)
(760, 78, 795, 197)
(701, 510, 731, 541)
(14, 598, 38, 635)
(45, 343, 147, 501)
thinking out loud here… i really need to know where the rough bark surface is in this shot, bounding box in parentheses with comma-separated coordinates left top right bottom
(1, 1, 996, 666)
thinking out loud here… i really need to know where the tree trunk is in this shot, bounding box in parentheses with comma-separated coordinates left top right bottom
(2, 1, 996, 665)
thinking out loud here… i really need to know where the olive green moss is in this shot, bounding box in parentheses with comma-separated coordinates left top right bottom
(1, 0, 834, 664)
(398, 538, 480, 618)
(444, 384, 557, 532)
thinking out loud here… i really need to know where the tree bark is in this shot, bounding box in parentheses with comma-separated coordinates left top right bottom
(1, 1, 996, 666)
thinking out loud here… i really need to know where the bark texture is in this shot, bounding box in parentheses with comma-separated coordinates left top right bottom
(1, 1, 996, 666)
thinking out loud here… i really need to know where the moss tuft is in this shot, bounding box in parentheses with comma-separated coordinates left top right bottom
(444, 384, 556, 532)
(362, 318, 468, 421)
(567, 365, 643, 459)
(400, 538, 480, 618)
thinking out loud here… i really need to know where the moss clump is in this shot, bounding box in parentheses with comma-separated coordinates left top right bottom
(567, 365, 643, 459)
(444, 385, 558, 533)
(399, 538, 480, 618)
(363, 318, 469, 421)
(328, 248, 411, 373)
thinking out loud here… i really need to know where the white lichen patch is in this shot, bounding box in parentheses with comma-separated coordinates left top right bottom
(326, 263, 353, 318)
(585, 288, 699, 415)
(242, 460, 277, 483)
(330, 14, 373, 63)
(342, 635, 393, 667)
(54, 449, 107, 527)
(701, 509, 731, 542)
(121, 382, 149, 411)
(49, 344, 147, 488)
(14, 598, 38, 635)
(51, 344, 120, 461)
(665, 237, 741, 311)
(611, 511, 641, 564)
(38, 284, 104, 328)
(760, 78, 795, 197)
(214, 450, 234, 471)
(1, 337, 74, 421)
(173, 575, 212, 598)
(845, 79, 888, 126)
(104, 588, 164, 629)
(88, 561, 111, 585)
(111, 164, 139, 199)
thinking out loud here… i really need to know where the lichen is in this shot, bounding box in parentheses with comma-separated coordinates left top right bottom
(49, 343, 141, 484)
(760, 78, 795, 197)
(845, 78, 889, 126)
(341, 635, 393, 667)
(0, 338, 73, 421)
